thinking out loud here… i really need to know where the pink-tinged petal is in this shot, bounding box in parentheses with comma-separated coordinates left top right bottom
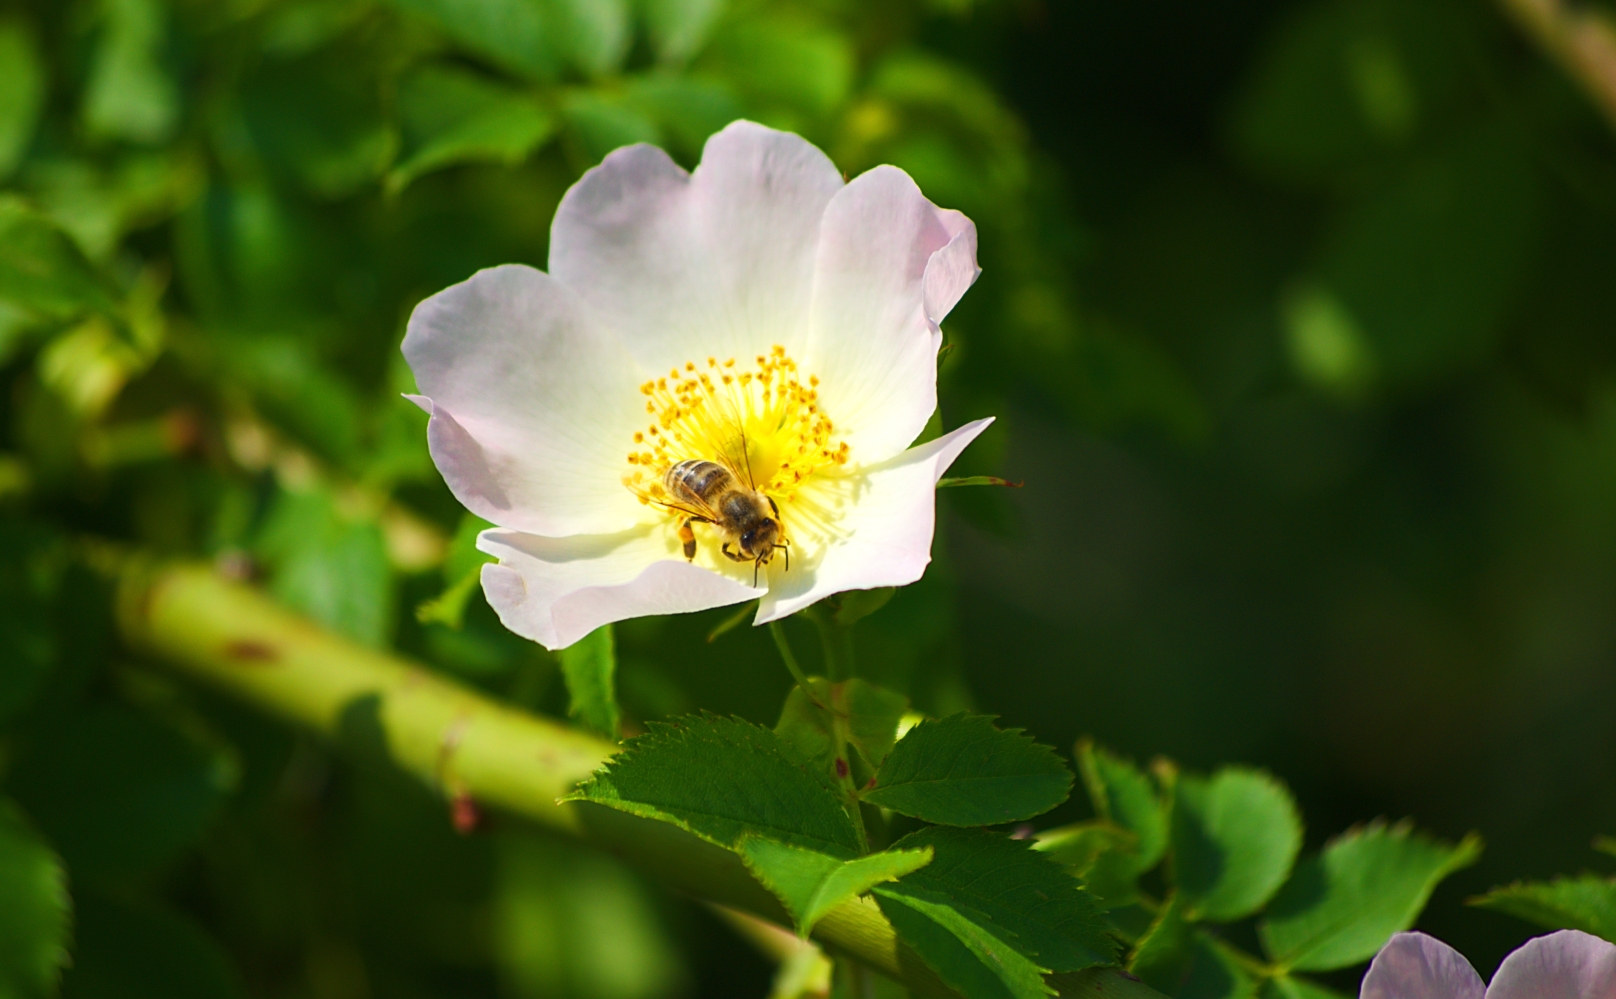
(755, 418, 993, 624)
(479, 527, 763, 650)
(1486, 930, 1616, 999)
(403, 264, 648, 537)
(806, 166, 980, 466)
(549, 120, 844, 373)
(1360, 932, 1485, 999)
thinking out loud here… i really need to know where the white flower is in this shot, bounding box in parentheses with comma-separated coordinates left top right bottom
(1361, 930, 1616, 999)
(402, 121, 991, 650)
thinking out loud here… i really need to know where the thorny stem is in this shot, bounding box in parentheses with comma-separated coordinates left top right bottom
(113, 560, 1169, 999)
(803, 603, 857, 681)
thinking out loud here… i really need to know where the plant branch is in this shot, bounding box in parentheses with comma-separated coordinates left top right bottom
(114, 561, 1166, 999)
(1499, 0, 1616, 132)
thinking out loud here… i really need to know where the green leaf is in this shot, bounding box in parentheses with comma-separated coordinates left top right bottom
(7, 705, 236, 883)
(1171, 768, 1303, 922)
(0, 198, 118, 326)
(882, 828, 1116, 973)
(1078, 741, 1168, 871)
(568, 714, 861, 856)
(554, 0, 630, 77)
(873, 888, 1053, 999)
(937, 476, 1023, 489)
(1468, 875, 1616, 940)
(62, 893, 242, 999)
(416, 513, 496, 630)
(833, 587, 897, 627)
(81, 0, 179, 145)
(256, 488, 393, 647)
(637, 0, 723, 63)
(388, 65, 556, 194)
(0, 522, 64, 726)
(862, 714, 1072, 826)
(739, 837, 933, 937)
(563, 91, 661, 163)
(560, 624, 621, 739)
(384, 0, 562, 82)
(1070, 744, 1169, 910)
(775, 678, 909, 774)
(0, 20, 45, 180)
(1034, 821, 1136, 875)
(1130, 895, 1258, 999)
(1258, 820, 1483, 972)
(704, 18, 853, 119)
(0, 798, 70, 999)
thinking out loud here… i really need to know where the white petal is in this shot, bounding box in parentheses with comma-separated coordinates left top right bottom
(403, 264, 649, 536)
(479, 526, 763, 650)
(1360, 932, 1485, 999)
(549, 120, 844, 373)
(755, 418, 993, 624)
(1486, 930, 1616, 999)
(805, 166, 980, 466)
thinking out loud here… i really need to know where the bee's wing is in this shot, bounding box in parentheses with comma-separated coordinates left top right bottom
(708, 391, 761, 491)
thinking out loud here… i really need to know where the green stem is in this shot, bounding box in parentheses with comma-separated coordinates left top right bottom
(769, 620, 818, 696)
(770, 619, 867, 853)
(114, 561, 1168, 999)
(803, 604, 856, 681)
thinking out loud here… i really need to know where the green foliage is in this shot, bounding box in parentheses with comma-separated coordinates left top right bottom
(1171, 769, 1302, 922)
(862, 714, 1072, 826)
(7, 705, 236, 884)
(0, 798, 70, 999)
(1259, 821, 1483, 972)
(82, 0, 179, 145)
(559, 624, 621, 739)
(63, 893, 241, 999)
(389, 65, 557, 194)
(1129, 896, 1256, 999)
(739, 837, 932, 937)
(254, 487, 394, 647)
(1073, 741, 1169, 907)
(875, 888, 1054, 999)
(0, 20, 43, 182)
(880, 828, 1115, 973)
(1470, 874, 1616, 941)
(570, 714, 861, 856)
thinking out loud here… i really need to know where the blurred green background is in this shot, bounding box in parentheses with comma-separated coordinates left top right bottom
(2, 0, 1615, 995)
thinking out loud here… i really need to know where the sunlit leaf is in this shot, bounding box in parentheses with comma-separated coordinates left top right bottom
(638, 0, 724, 63)
(0, 20, 44, 180)
(739, 837, 932, 936)
(1469, 875, 1616, 941)
(256, 488, 394, 647)
(82, 0, 179, 145)
(873, 888, 1053, 999)
(882, 828, 1116, 972)
(568, 714, 861, 856)
(384, 0, 562, 81)
(703, 18, 852, 119)
(1259, 821, 1482, 972)
(0, 198, 118, 327)
(389, 65, 556, 194)
(862, 714, 1071, 826)
(1171, 768, 1303, 922)
(0, 798, 70, 999)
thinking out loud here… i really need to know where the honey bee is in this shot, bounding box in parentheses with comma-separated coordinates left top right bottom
(662, 458, 789, 585)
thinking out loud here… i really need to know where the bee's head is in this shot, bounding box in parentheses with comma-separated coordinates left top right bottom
(740, 517, 781, 561)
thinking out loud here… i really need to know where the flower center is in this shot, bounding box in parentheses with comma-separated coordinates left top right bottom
(622, 346, 849, 515)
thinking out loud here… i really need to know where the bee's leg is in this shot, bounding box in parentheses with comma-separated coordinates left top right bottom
(776, 542, 789, 572)
(678, 519, 697, 561)
(720, 542, 747, 562)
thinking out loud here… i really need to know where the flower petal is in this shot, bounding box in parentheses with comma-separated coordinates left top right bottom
(755, 418, 993, 624)
(479, 526, 763, 650)
(1360, 932, 1485, 999)
(403, 264, 650, 537)
(549, 120, 844, 373)
(805, 166, 980, 466)
(1486, 930, 1616, 999)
